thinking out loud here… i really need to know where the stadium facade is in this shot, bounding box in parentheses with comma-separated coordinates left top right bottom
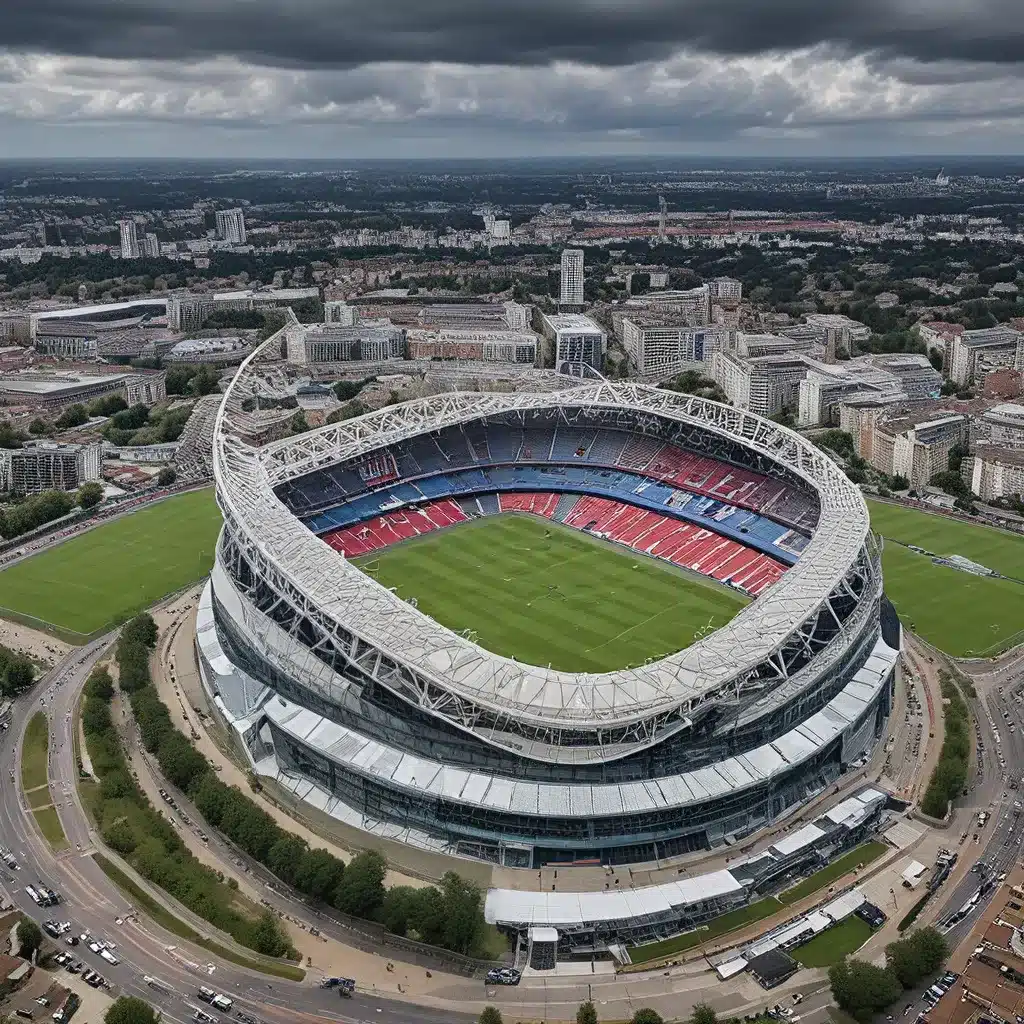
(198, 336, 899, 869)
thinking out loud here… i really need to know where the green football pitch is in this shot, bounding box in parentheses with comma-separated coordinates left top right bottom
(868, 499, 1024, 657)
(354, 512, 748, 673)
(0, 488, 222, 640)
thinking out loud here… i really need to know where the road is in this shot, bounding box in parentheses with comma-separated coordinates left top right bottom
(0, 639, 474, 1024)
(931, 675, 1024, 950)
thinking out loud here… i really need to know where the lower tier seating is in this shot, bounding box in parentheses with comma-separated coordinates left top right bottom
(321, 492, 786, 597)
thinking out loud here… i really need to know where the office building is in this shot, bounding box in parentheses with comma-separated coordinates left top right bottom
(118, 219, 141, 259)
(560, 249, 585, 309)
(215, 208, 247, 245)
(0, 442, 102, 495)
(540, 312, 606, 372)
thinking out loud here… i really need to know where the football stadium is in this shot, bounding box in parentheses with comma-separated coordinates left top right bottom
(198, 338, 900, 872)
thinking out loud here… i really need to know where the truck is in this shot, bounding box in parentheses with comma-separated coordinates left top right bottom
(197, 988, 216, 1004)
(210, 995, 233, 1013)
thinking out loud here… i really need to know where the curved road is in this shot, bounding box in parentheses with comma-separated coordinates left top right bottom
(0, 638, 473, 1024)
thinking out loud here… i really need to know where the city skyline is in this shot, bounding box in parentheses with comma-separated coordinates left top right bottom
(3, 0, 1024, 158)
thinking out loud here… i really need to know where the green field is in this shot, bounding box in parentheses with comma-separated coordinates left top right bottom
(628, 897, 781, 964)
(868, 500, 1024, 656)
(20, 712, 50, 791)
(791, 916, 874, 967)
(0, 489, 222, 640)
(355, 513, 748, 673)
(778, 842, 888, 906)
(31, 805, 68, 851)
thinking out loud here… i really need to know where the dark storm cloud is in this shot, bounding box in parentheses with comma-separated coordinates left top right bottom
(5, 0, 1024, 70)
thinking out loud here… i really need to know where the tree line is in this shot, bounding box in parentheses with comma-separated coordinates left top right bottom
(81, 624, 296, 960)
(116, 614, 492, 958)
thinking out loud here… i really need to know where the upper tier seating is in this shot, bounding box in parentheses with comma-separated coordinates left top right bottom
(281, 422, 819, 532)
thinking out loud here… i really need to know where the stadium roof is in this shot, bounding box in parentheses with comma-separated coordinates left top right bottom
(214, 335, 872, 730)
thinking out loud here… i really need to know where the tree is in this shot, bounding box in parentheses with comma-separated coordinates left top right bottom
(690, 1005, 717, 1024)
(54, 404, 88, 430)
(333, 849, 386, 918)
(156, 466, 177, 486)
(28, 418, 50, 435)
(479, 1009, 503, 1024)
(293, 848, 346, 904)
(2, 655, 35, 697)
(577, 1001, 598, 1024)
(631, 1010, 664, 1024)
(77, 481, 104, 509)
(439, 871, 484, 955)
(104, 996, 159, 1024)
(887, 928, 949, 989)
(16, 918, 42, 959)
(890, 474, 910, 491)
(829, 959, 902, 1023)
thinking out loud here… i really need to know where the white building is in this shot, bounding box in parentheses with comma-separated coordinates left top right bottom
(142, 232, 160, 258)
(406, 328, 538, 364)
(541, 312, 605, 372)
(118, 220, 140, 260)
(286, 322, 405, 365)
(977, 403, 1024, 449)
(215, 208, 247, 245)
(324, 301, 358, 327)
(709, 277, 743, 302)
(968, 447, 1024, 500)
(621, 318, 731, 378)
(711, 351, 808, 418)
(949, 325, 1023, 385)
(560, 249, 585, 309)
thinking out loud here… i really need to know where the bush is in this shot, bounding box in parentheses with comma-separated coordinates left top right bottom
(78, 481, 105, 509)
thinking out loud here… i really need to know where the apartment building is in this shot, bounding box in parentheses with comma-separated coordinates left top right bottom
(286, 322, 405, 365)
(324, 301, 358, 327)
(966, 447, 1024, 500)
(0, 441, 102, 495)
(118, 219, 140, 260)
(620, 318, 731, 378)
(711, 351, 808, 418)
(215, 208, 247, 245)
(975, 403, 1024, 449)
(858, 412, 969, 488)
(949, 325, 1023, 385)
(406, 328, 538, 364)
(559, 249, 585, 309)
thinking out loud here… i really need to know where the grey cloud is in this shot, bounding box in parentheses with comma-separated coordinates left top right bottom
(4, 0, 1024, 71)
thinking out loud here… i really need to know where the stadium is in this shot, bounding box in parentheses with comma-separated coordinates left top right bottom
(198, 337, 899, 870)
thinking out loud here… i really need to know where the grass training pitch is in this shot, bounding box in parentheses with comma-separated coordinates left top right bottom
(868, 499, 1024, 657)
(0, 488, 222, 639)
(355, 512, 748, 673)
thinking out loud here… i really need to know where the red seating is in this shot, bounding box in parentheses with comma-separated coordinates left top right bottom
(562, 493, 785, 597)
(325, 492, 785, 599)
(322, 499, 467, 557)
(629, 443, 815, 531)
(498, 493, 559, 518)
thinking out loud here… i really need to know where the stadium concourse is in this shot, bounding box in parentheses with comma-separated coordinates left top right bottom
(192, 334, 899, 953)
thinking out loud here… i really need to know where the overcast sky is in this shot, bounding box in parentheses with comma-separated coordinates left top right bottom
(4, 0, 1024, 158)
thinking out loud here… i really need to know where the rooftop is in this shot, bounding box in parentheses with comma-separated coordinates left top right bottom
(0, 371, 127, 394)
(541, 312, 605, 334)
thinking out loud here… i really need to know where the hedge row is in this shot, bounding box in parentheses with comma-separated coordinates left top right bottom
(118, 614, 491, 958)
(920, 671, 971, 819)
